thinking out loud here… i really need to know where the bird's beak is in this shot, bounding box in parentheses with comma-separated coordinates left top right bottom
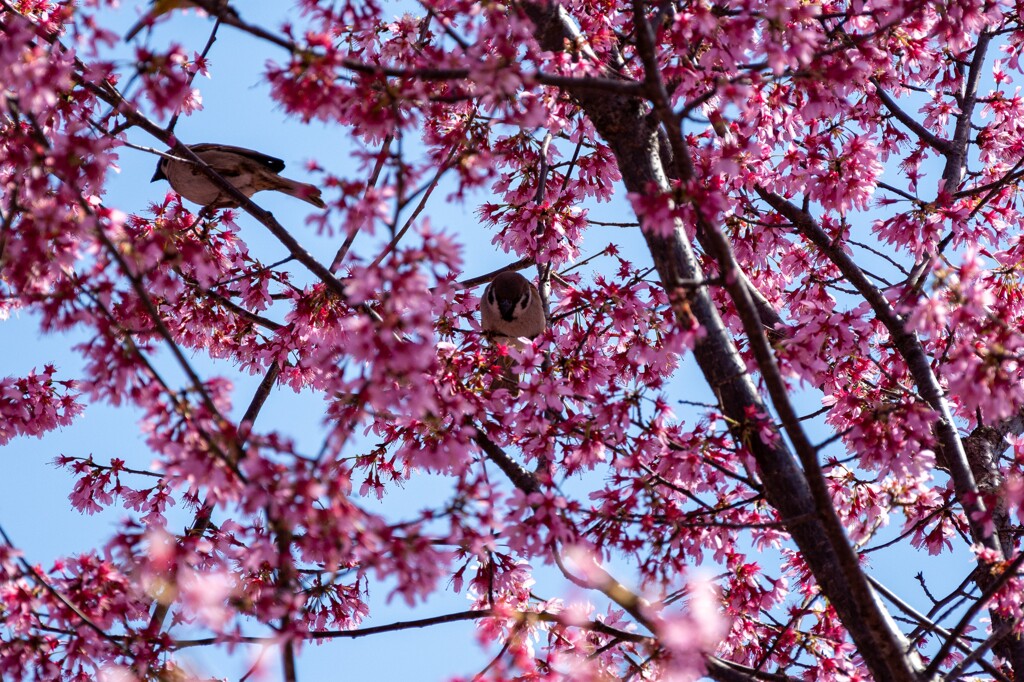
(498, 299, 517, 320)
(151, 163, 166, 182)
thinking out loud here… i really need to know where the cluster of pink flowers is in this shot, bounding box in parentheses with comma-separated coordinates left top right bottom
(0, 367, 82, 446)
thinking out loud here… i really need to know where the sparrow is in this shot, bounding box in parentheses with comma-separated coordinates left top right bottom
(125, 0, 235, 41)
(479, 271, 546, 394)
(152, 143, 326, 210)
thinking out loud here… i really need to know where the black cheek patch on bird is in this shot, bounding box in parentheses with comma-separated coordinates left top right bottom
(498, 298, 518, 321)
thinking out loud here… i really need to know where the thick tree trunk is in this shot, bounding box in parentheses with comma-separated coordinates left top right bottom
(523, 3, 923, 680)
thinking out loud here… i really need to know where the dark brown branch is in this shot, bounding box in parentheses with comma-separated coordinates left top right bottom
(705, 657, 802, 682)
(194, 284, 283, 332)
(173, 607, 649, 649)
(903, 32, 996, 303)
(331, 135, 393, 271)
(370, 144, 461, 268)
(870, 79, 949, 154)
(869, 575, 1012, 682)
(189, 0, 294, 51)
(473, 430, 540, 495)
(166, 15, 223, 133)
(455, 258, 535, 290)
(923, 552, 1024, 680)
(942, 31, 994, 189)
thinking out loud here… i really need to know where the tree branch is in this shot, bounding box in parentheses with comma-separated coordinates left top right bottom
(870, 79, 949, 154)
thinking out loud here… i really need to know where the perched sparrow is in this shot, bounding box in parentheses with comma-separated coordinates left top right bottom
(480, 271, 547, 342)
(152, 143, 326, 210)
(480, 271, 546, 395)
(125, 0, 235, 41)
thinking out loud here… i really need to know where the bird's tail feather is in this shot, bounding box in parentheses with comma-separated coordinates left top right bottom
(277, 177, 326, 209)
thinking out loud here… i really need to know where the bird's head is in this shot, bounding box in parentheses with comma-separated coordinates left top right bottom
(487, 272, 533, 322)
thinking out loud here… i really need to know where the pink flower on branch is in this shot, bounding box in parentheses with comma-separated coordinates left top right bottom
(0, 367, 82, 446)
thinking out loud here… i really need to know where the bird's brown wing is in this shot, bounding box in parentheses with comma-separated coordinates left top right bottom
(188, 143, 286, 173)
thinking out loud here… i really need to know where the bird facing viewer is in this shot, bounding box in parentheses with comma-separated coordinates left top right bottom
(480, 271, 546, 343)
(479, 271, 547, 396)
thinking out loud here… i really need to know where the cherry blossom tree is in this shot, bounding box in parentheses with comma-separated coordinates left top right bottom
(3, 0, 1024, 679)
